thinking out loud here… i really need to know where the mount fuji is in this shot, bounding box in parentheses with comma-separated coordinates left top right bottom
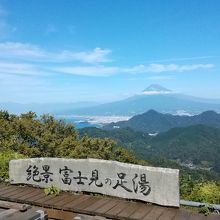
(142, 84, 172, 95)
(61, 85, 220, 116)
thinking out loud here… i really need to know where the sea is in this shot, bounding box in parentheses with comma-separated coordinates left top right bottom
(55, 115, 131, 129)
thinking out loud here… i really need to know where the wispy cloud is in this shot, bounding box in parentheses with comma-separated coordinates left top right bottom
(70, 48, 112, 63)
(125, 63, 214, 73)
(0, 42, 112, 63)
(0, 62, 41, 76)
(129, 75, 173, 81)
(0, 61, 214, 78)
(0, 42, 45, 58)
(0, 41, 215, 77)
(53, 66, 120, 76)
(146, 56, 215, 63)
(53, 63, 214, 76)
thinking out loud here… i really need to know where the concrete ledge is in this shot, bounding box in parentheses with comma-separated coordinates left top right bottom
(9, 158, 179, 207)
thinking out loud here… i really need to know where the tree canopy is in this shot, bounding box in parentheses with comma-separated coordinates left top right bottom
(0, 111, 138, 163)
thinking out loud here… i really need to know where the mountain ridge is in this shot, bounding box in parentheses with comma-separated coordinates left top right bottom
(2, 85, 220, 115)
(60, 93, 220, 116)
(103, 110, 220, 132)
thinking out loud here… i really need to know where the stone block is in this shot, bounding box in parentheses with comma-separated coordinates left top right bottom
(9, 158, 179, 207)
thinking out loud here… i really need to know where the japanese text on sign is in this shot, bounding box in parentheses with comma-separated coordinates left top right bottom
(26, 164, 151, 196)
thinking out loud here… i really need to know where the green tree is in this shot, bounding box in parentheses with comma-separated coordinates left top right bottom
(0, 151, 25, 179)
(0, 110, 140, 171)
(189, 182, 220, 204)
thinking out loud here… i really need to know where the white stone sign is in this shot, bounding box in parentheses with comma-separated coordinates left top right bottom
(9, 158, 179, 207)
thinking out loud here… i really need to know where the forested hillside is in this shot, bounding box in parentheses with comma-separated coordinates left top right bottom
(80, 125, 220, 174)
(104, 110, 220, 132)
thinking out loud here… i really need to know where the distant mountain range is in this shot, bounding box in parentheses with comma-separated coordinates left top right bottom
(2, 84, 220, 116)
(59, 85, 220, 116)
(103, 110, 220, 133)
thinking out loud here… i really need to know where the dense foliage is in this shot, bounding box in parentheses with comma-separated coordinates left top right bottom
(179, 174, 220, 204)
(0, 151, 25, 179)
(80, 125, 220, 173)
(189, 182, 220, 204)
(0, 111, 139, 180)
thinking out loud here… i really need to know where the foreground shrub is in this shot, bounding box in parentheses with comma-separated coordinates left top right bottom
(189, 182, 220, 204)
(0, 151, 25, 180)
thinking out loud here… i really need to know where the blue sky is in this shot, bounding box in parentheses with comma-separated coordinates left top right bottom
(0, 0, 220, 103)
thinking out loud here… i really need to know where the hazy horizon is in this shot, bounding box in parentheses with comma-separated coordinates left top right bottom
(0, 1, 220, 103)
(1, 86, 220, 105)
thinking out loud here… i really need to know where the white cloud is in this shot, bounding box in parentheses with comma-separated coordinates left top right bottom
(142, 90, 172, 95)
(54, 66, 119, 76)
(123, 63, 214, 73)
(0, 42, 214, 77)
(0, 42, 112, 63)
(53, 63, 214, 76)
(0, 62, 40, 76)
(0, 60, 214, 78)
(147, 56, 215, 63)
(175, 64, 214, 71)
(0, 42, 45, 58)
(68, 48, 112, 63)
